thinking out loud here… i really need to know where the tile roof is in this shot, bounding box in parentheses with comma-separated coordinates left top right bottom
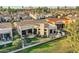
(47, 18, 71, 24)
(16, 19, 47, 27)
(0, 23, 12, 29)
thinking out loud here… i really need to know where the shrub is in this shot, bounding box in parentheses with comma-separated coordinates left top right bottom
(13, 35, 20, 40)
(25, 38, 32, 43)
(12, 39, 22, 48)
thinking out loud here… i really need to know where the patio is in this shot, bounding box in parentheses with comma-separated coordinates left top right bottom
(0, 40, 12, 45)
(0, 33, 12, 45)
(22, 28, 37, 38)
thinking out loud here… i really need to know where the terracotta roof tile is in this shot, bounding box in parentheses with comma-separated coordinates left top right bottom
(47, 18, 71, 24)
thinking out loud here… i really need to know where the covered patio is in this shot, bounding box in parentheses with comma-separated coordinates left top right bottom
(0, 33, 12, 42)
(0, 23, 13, 45)
(22, 28, 37, 38)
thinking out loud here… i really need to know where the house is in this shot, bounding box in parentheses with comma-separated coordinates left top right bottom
(14, 20, 57, 39)
(46, 18, 73, 30)
(0, 23, 13, 46)
(13, 13, 32, 21)
(0, 13, 12, 22)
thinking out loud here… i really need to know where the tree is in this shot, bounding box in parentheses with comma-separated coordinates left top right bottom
(0, 6, 6, 11)
(76, 6, 79, 10)
(65, 20, 79, 52)
(7, 7, 17, 14)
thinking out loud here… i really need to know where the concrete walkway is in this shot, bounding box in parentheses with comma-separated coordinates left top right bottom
(8, 35, 65, 53)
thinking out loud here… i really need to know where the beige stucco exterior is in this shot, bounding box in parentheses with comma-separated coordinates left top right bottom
(14, 21, 57, 38)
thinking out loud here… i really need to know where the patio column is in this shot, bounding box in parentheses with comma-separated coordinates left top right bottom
(20, 30, 24, 48)
(26, 30, 28, 35)
(22, 39, 24, 48)
(32, 29, 34, 35)
(20, 30, 23, 39)
(10, 31, 13, 40)
(47, 29, 49, 37)
(37, 28, 38, 34)
(2, 34, 6, 41)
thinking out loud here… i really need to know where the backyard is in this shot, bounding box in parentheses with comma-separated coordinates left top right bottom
(0, 37, 39, 53)
(18, 36, 73, 53)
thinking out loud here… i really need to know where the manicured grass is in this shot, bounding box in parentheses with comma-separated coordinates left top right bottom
(0, 43, 12, 49)
(31, 37, 39, 41)
(18, 37, 73, 53)
(0, 46, 16, 53)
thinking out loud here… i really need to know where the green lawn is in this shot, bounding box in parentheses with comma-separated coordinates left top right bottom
(0, 46, 16, 53)
(18, 37, 73, 53)
(31, 37, 39, 41)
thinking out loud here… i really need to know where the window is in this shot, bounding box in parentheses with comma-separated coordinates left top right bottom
(54, 31, 56, 33)
(50, 29, 52, 34)
(22, 30, 26, 35)
(44, 29, 47, 31)
(38, 29, 40, 30)
(28, 29, 32, 33)
(20, 17, 22, 20)
(44, 32, 47, 35)
(56, 23, 64, 29)
(34, 29, 37, 34)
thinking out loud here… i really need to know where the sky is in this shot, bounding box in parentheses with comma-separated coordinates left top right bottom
(0, 0, 78, 6)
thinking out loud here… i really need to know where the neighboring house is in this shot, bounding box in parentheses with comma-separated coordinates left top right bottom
(4, 16, 12, 22)
(13, 13, 32, 21)
(47, 18, 73, 30)
(44, 14, 55, 18)
(29, 13, 45, 20)
(0, 14, 12, 22)
(30, 13, 56, 20)
(14, 20, 57, 39)
(0, 23, 13, 46)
